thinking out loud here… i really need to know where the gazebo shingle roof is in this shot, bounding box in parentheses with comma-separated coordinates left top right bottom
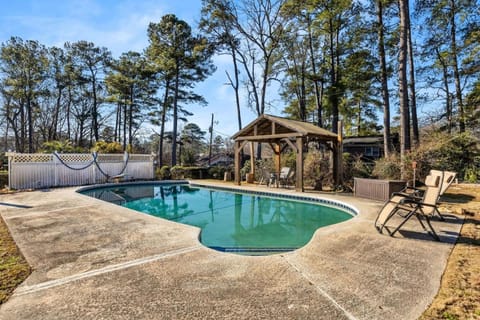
(231, 114, 338, 141)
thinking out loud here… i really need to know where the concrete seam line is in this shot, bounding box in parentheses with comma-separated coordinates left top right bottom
(282, 256, 358, 320)
(13, 245, 202, 296)
(5, 204, 96, 219)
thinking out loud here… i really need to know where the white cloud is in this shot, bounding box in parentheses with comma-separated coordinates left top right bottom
(0, 0, 168, 56)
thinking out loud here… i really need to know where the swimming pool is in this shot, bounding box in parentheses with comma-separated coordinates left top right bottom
(79, 182, 356, 255)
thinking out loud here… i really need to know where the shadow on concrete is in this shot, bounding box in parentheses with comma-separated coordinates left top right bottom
(397, 229, 458, 244)
(0, 202, 33, 209)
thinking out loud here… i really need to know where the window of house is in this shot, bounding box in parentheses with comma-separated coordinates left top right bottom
(365, 147, 380, 157)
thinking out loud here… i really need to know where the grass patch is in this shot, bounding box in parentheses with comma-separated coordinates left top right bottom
(420, 184, 480, 320)
(0, 215, 31, 304)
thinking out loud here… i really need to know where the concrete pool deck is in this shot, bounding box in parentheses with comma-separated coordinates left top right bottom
(0, 181, 463, 320)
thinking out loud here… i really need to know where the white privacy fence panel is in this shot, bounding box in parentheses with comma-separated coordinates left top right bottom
(7, 152, 155, 190)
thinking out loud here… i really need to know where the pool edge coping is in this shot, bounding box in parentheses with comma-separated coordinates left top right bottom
(76, 180, 362, 255)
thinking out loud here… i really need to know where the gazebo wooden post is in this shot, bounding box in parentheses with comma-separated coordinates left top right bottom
(332, 121, 344, 186)
(250, 141, 255, 177)
(274, 143, 281, 178)
(332, 142, 339, 186)
(337, 121, 344, 186)
(234, 141, 241, 185)
(296, 137, 304, 192)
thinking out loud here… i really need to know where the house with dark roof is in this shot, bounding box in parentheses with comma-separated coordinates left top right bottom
(343, 134, 399, 160)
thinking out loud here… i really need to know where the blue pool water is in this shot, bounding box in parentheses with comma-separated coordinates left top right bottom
(80, 183, 354, 254)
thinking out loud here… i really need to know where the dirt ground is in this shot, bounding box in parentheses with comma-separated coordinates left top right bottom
(0, 212, 31, 304)
(420, 184, 480, 320)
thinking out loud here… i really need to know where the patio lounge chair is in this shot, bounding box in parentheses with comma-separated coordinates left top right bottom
(258, 167, 271, 185)
(374, 171, 443, 240)
(434, 170, 457, 220)
(398, 170, 456, 220)
(279, 167, 294, 188)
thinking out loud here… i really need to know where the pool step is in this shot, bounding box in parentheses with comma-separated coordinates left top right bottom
(209, 246, 297, 255)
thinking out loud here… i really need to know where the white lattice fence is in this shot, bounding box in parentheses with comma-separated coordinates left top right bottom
(6, 152, 155, 190)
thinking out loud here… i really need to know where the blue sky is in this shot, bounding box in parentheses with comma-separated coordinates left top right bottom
(0, 0, 261, 139)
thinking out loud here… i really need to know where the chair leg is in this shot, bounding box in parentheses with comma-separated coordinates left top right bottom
(423, 215, 440, 241)
(388, 210, 416, 237)
(435, 207, 445, 221)
(391, 211, 440, 241)
(415, 214, 428, 231)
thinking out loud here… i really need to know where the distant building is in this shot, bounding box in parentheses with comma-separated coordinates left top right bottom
(199, 153, 234, 167)
(343, 135, 399, 160)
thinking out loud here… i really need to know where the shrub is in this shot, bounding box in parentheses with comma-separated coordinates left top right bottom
(180, 149, 196, 166)
(281, 151, 296, 171)
(182, 167, 208, 179)
(464, 158, 479, 183)
(372, 130, 479, 182)
(372, 154, 402, 180)
(407, 131, 479, 181)
(240, 158, 276, 182)
(92, 141, 123, 154)
(156, 165, 171, 180)
(170, 165, 185, 179)
(170, 166, 208, 179)
(304, 150, 330, 190)
(40, 140, 85, 153)
(0, 153, 7, 171)
(254, 158, 274, 181)
(240, 160, 251, 180)
(208, 166, 228, 180)
(0, 172, 7, 188)
(352, 157, 374, 178)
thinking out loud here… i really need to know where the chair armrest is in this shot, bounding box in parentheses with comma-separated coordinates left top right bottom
(392, 192, 422, 201)
(399, 198, 437, 208)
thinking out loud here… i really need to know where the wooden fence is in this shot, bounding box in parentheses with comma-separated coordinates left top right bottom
(6, 152, 155, 190)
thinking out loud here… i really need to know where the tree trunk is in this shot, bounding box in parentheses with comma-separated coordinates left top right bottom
(66, 87, 72, 141)
(78, 120, 85, 147)
(398, 0, 410, 179)
(406, 4, 419, 146)
(377, 0, 392, 157)
(91, 71, 99, 142)
(307, 15, 323, 128)
(171, 65, 180, 166)
(449, 0, 465, 132)
(329, 18, 339, 134)
(299, 62, 307, 122)
(114, 102, 120, 142)
(231, 47, 242, 131)
(27, 95, 34, 153)
(128, 85, 134, 149)
(435, 47, 452, 133)
(123, 100, 127, 150)
(52, 87, 62, 141)
(158, 79, 170, 168)
(20, 101, 25, 152)
(357, 100, 362, 134)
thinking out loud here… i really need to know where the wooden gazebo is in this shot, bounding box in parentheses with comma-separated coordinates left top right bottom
(231, 114, 343, 192)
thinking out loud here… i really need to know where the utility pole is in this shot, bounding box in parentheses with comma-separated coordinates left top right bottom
(208, 113, 214, 166)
